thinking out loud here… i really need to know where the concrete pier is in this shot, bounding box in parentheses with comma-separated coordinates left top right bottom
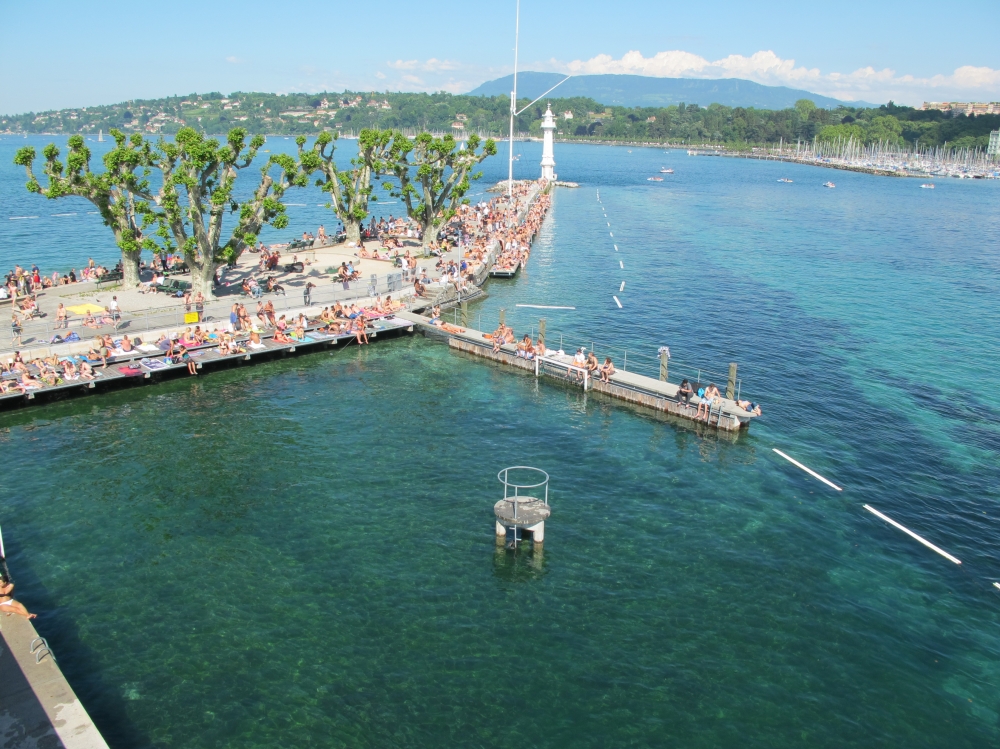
(397, 311, 758, 432)
(0, 613, 109, 749)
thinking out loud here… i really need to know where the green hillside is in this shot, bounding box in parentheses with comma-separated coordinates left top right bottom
(2, 91, 996, 150)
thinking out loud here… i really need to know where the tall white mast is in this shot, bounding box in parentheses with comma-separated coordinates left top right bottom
(507, 0, 520, 199)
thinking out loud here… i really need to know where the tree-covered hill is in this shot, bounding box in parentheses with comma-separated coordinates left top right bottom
(2, 90, 996, 151)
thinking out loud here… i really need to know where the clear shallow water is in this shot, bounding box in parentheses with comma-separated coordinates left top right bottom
(2, 142, 1000, 748)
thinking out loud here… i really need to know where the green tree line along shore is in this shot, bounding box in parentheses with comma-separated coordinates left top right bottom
(3, 92, 998, 151)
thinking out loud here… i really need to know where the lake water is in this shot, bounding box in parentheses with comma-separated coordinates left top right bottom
(1, 138, 999, 748)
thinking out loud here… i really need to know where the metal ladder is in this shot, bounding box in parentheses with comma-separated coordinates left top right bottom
(708, 400, 726, 427)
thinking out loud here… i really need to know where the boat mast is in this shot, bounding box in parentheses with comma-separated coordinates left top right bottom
(508, 0, 520, 199)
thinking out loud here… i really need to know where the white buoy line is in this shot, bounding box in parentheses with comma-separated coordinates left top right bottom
(619, 260, 624, 269)
(620, 281, 625, 292)
(614, 245, 618, 251)
(613, 295, 622, 308)
(772, 449, 842, 491)
(772, 447, 974, 573)
(863, 505, 962, 565)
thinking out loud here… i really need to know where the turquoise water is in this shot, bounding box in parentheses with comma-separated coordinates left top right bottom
(2, 143, 1000, 747)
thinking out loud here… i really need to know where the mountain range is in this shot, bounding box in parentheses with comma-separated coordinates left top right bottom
(468, 72, 874, 110)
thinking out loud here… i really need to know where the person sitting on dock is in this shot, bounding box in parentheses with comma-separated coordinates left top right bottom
(413, 278, 426, 298)
(678, 379, 694, 407)
(352, 315, 369, 345)
(177, 346, 198, 375)
(535, 337, 547, 357)
(599, 357, 616, 383)
(273, 327, 294, 344)
(0, 580, 37, 620)
(586, 352, 600, 379)
(696, 383, 721, 420)
(571, 348, 586, 380)
(516, 334, 535, 359)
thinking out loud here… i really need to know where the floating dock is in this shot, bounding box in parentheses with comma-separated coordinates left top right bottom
(396, 312, 758, 432)
(488, 261, 521, 279)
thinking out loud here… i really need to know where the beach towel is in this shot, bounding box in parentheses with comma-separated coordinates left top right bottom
(140, 358, 167, 370)
(117, 365, 144, 377)
(137, 344, 160, 353)
(248, 342, 266, 350)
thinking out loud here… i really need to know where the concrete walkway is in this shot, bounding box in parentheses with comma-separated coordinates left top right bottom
(0, 613, 109, 749)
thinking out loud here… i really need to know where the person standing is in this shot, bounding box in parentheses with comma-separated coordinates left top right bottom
(109, 295, 121, 330)
(11, 314, 22, 346)
(303, 281, 316, 307)
(55, 303, 67, 329)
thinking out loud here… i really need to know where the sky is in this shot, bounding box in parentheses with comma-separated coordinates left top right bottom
(1, 0, 998, 114)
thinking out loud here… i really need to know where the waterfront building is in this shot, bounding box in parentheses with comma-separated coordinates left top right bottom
(920, 101, 1000, 116)
(540, 104, 556, 181)
(989, 130, 1000, 158)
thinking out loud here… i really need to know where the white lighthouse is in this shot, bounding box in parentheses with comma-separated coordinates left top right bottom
(540, 103, 556, 181)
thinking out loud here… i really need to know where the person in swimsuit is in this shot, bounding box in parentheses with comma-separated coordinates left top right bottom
(0, 581, 36, 619)
(599, 357, 615, 383)
(696, 383, 721, 420)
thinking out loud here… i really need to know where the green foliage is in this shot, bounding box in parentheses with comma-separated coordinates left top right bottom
(382, 131, 496, 246)
(157, 127, 310, 282)
(307, 128, 394, 239)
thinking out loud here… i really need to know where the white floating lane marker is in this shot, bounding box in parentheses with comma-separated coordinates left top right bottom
(515, 304, 576, 310)
(610, 232, 614, 237)
(619, 260, 624, 269)
(864, 505, 962, 565)
(772, 449, 842, 491)
(614, 245, 619, 251)
(994, 582, 1000, 591)
(620, 281, 625, 292)
(607, 222, 610, 226)
(8, 216, 38, 220)
(613, 296, 622, 308)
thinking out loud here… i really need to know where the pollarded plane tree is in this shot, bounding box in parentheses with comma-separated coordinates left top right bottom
(311, 129, 393, 245)
(156, 128, 312, 298)
(382, 132, 497, 253)
(14, 131, 164, 289)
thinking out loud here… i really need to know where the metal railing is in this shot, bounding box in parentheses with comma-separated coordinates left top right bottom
(498, 466, 550, 521)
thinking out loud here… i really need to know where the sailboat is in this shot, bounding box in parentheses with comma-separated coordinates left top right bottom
(98, 129, 104, 142)
(660, 168, 674, 174)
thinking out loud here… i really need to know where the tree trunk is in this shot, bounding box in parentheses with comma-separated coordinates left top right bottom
(190, 259, 218, 299)
(345, 220, 361, 245)
(121, 251, 141, 290)
(421, 223, 439, 254)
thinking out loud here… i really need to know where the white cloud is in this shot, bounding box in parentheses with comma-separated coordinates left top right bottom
(374, 71, 386, 80)
(387, 58, 461, 73)
(557, 49, 1000, 104)
(225, 56, 244, 64)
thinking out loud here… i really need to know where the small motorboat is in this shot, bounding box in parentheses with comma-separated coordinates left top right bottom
(778, 178, 793, 183)
(660, 168, 674, 174)
(647, 176, 663, 182)
(823, 181, 836, 188)
(920, 183, 935, 189)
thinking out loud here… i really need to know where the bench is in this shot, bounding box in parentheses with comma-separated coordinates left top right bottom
(95, 271, 124, 288)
